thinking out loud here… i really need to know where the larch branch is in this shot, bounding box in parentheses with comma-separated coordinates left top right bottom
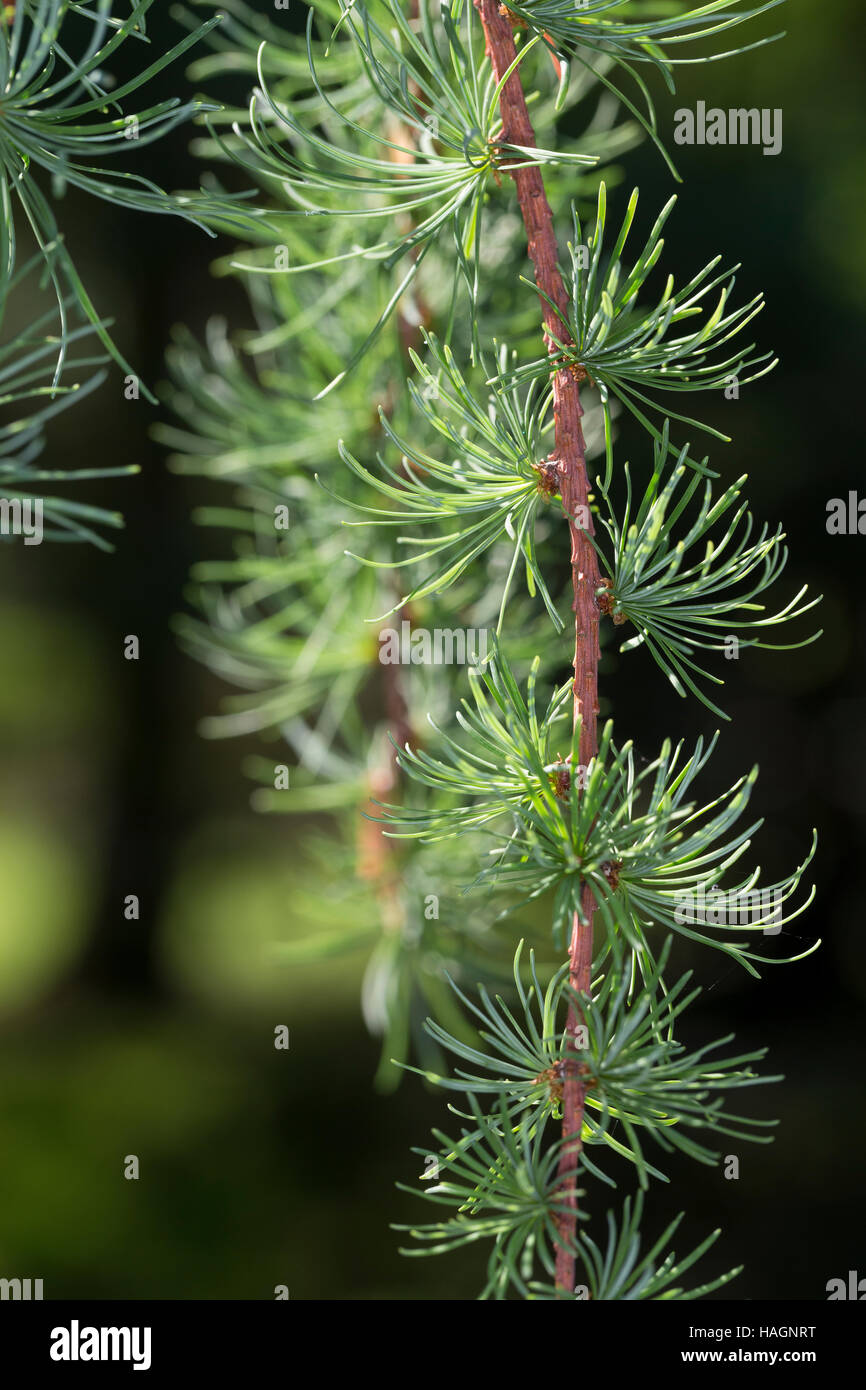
(473, 0, 602, 1295)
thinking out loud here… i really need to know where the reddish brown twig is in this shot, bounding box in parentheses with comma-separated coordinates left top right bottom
(473, 0, 601, 1295)
(358, 606, 413, 933)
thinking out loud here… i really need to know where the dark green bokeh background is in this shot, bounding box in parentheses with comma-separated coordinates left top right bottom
(0, 0, 863, 1299)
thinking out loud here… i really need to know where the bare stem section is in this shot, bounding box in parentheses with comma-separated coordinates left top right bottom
(474, 0, 601, 1293)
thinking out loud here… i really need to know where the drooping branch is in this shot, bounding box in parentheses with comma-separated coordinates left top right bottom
(359, 92, 428, 966)
(473, 0, 602, 1294)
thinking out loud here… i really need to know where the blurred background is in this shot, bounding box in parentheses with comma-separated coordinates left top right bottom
(0, 0, 863, 1299)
